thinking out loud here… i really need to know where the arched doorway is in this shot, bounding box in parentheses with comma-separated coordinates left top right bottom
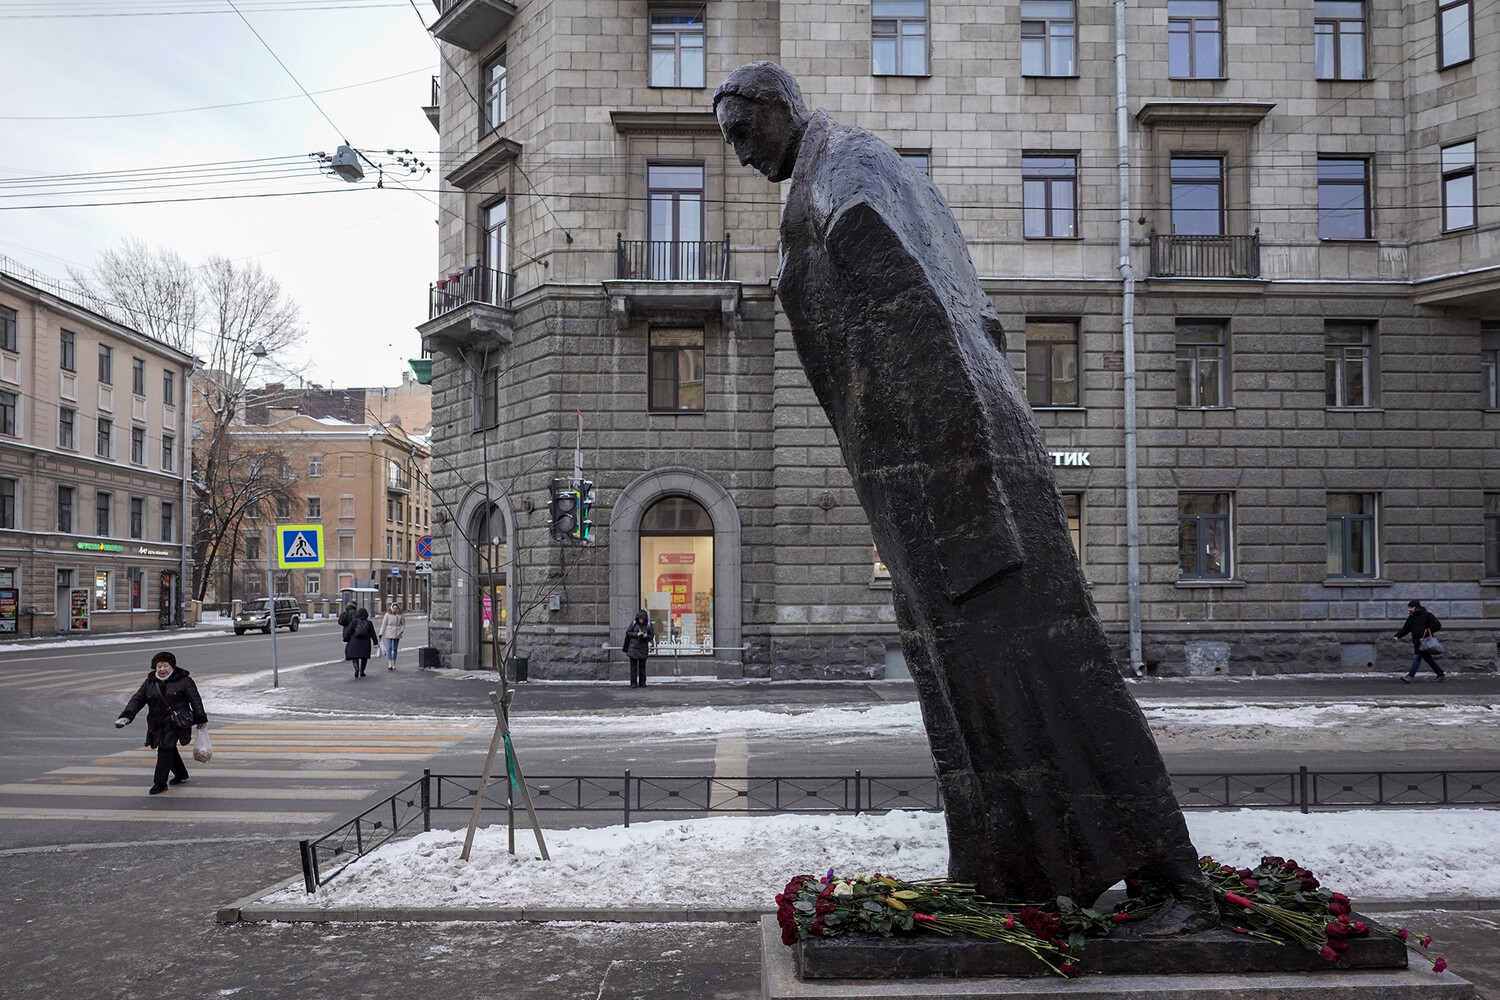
(472, 502, 508, 670)
(639, 495, 714, 653)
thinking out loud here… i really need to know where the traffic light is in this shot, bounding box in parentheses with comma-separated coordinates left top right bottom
(548, 479, 578, 540)
(573, 480, 595, 544)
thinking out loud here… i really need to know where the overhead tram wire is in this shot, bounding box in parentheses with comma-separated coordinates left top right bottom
(0, 0, 406, 17)
(224, 0, 351, 146)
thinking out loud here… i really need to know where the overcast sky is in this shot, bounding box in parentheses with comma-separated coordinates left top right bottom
(0, 0, 440, 389)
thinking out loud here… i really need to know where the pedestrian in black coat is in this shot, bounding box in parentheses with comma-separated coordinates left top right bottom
(1394, 599, 1446, 683)
(344, 607, 377, 678)
(623, 610, 654, 687)
(115, 651, 207, 794)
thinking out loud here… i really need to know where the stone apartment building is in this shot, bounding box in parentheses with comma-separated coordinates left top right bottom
(220, 409, 434, 614)
(0, 255, 193, 635)
(417, 0, 1498, 677)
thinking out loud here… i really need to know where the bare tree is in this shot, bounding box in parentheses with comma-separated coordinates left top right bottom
(70, 238, 198, 352)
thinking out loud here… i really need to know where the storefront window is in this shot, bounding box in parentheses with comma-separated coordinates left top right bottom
(639, 496, 714, 653)
(94, 569, 111, 611)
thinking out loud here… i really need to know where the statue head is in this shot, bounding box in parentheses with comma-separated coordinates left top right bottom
(713, 61, 811, 183)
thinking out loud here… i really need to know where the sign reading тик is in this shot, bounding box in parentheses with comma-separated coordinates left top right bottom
(1049, 451, 1090, 467)
(276, 524, 324, 569)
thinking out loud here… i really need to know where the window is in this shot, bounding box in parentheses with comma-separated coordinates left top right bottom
(1485, 494, 1500, 578)
(1327, 493, 1376, 578)
(1062, 493, 1083, 564)
(60, 329, 76, 371)
(0, 305, 15, 352)
(0, 389, 15, 436)
(1022, 155, 1078, 238)
(649, 328, 706, 412)
(1168, 0, 1222, 78)
(899, 151, 930, 175)
(163, 370, 175, 406)
(275, 497, 290, 520)
(1442, 140, 1477, 232)
(1318, 158, 1371, 239)
(1024, 320, 1079, 406)
(649, 7, 705, 88)
(58, 406, 76, 449)
(306, 573, 321, 596)
(1176, 321, 1228, 407)
(1021, 0, 1076, 76)
(96, 417, 112, 458)
(98, 345, 112, 385)
(1483, 322, 1500, 410)
(308, 455, 323, 477)
(94, 569, 111, 611)
(647, 164, 705, 279)
(161, 434, 174, 472)
(129, 497, 144, 539)
(385, 532, 393, 559)
(1178, 494, 1231, 580)
(58, 485, 75, 533)
(131, 357, 145, 396)
(0, 478, 13, 529)
(307, 497, 322, 519)
(1438, 0, 1473, 68)
(482, 49, 506, 132)
(279, 458, 292, 479)
(128, 567, 146, 610)
(872, 0, 928, 76)
(1314, 1, 1365, 79)
(482, 199, 508, 304)
(1325, 321, 1373, 407)
(95, 491, 111, 536)
(1171, 158, 1224, 235)
(640, 495, 715, 653)
(160, 501, 174, 542)
(478, 357, 501, 429)
(245, 535, 260, 562)
(130, 426, 145, 465)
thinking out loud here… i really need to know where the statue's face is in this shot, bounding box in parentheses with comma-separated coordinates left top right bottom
(716, 94, 796, 182)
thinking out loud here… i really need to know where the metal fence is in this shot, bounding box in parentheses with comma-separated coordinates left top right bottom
(297, 767, 1500, 892)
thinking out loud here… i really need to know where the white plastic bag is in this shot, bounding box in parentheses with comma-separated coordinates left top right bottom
(193, 726, 213, 763)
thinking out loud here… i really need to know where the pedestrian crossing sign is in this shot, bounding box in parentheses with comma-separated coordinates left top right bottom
(277, 524, 324, 568)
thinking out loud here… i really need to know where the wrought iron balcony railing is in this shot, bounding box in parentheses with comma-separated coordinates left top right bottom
(428, 264, 512, 320)
(1150, 231, 1261, 278)
(616, 235, 731, 281)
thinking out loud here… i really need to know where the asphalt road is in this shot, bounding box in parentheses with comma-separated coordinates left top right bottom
(1, 624, 1496, 999)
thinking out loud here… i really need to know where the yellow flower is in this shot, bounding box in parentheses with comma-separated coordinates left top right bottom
(892, 890, 922, 900)
(884, 896, 908, 910)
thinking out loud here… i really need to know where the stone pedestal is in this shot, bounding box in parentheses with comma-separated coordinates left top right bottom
(760, 917, 1475, 1000)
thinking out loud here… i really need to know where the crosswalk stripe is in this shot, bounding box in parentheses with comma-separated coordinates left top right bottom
(0, 784, 372, 800)
(49, 766, 412, 780)
(0, 807, 334, 824)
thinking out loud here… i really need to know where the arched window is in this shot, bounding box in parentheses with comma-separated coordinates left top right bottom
(639, 495, 714, 653)
(472, 502, 508, 670)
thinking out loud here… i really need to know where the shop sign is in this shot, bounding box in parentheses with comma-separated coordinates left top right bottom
(1049, 451, 1091, 467)
(135, 546, 172, 557)
(76, 541, 125, 553)
(658, 553, 696, 565)
(0, 588, 18, 633)
(69, 587, 91, 631)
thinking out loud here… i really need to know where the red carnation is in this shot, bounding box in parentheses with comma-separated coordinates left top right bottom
(1397, 927, 1409, 941)
(1111, 913, 1131, 923)
(1328, 893, 1352, 916)
(1420, 935, 1433, 949)
(1352, 921, 1369, 935)
(1433, 958, 1448, 974)
(1319, 946, 1338, 963)
(1231, 927, 1249, 935)
(1059, 964, 1080, 978)
(1003, 914, 1016, 930)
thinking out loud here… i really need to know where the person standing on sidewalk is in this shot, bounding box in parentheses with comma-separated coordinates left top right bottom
(379, 603, 406, 670)
(1394, 599, 1446, 683)
(623, 609, 654, 688)
(114, 651, 207, 795)
(344, 607, 377, 678)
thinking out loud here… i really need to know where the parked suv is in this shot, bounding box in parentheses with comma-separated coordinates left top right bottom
(234, 597, 302, 635)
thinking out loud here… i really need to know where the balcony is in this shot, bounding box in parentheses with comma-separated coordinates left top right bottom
(417, 263, 514, 353)
(422, 75, 439, 133)
(428, 0, 516, 51)
(1149, 232, 1261, 279)
(603, 235, 742, 330)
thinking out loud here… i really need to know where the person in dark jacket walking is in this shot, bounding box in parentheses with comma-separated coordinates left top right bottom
(344, 607, 377, 678)
(623, 610, 654, 688)
(115, 651, 207, 794)
(1394, 599, 1445, 683)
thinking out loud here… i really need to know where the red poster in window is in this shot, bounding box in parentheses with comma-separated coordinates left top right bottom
(658, 553, 695, 565)
(655, 573, 693, 617)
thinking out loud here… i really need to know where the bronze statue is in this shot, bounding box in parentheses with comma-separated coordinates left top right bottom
(715, 62, 1215, 934)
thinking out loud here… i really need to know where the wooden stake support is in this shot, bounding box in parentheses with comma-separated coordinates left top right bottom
(461, 688, 549, 861)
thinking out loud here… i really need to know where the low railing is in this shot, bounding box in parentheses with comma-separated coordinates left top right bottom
(1149, 231, 1261, 278)
(616, 234, 730, 281)
(428, 264, 512, 320)
(297, 766, 1500, 891)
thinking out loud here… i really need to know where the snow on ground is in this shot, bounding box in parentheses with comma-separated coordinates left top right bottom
(266, 807, 1500, 910)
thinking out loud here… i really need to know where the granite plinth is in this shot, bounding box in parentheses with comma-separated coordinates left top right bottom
(795, 914, 1406, 978)
(761, 918, 1476, 1000)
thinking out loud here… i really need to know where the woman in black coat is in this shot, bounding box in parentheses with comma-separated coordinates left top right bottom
(344, 607, 377, 678)
(623, 609, 654, 688)
(1394, 599, 1446, 683)
(115, 651, 207, 795)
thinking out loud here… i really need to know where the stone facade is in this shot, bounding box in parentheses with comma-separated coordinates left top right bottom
(420, 0, 1499, 678)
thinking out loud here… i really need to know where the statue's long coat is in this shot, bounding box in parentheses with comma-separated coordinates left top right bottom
(776, 111, 1201, 904)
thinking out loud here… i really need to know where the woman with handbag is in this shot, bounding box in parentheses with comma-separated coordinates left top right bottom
(114, 651, 207, 795)
(344, 606, 377, 678)
(1394, 599, 1446, 683)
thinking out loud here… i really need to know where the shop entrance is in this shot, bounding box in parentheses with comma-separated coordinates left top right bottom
(472, 502, 508, 671)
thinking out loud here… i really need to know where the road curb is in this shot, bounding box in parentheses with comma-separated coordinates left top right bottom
(217, 891, 1500, 925)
